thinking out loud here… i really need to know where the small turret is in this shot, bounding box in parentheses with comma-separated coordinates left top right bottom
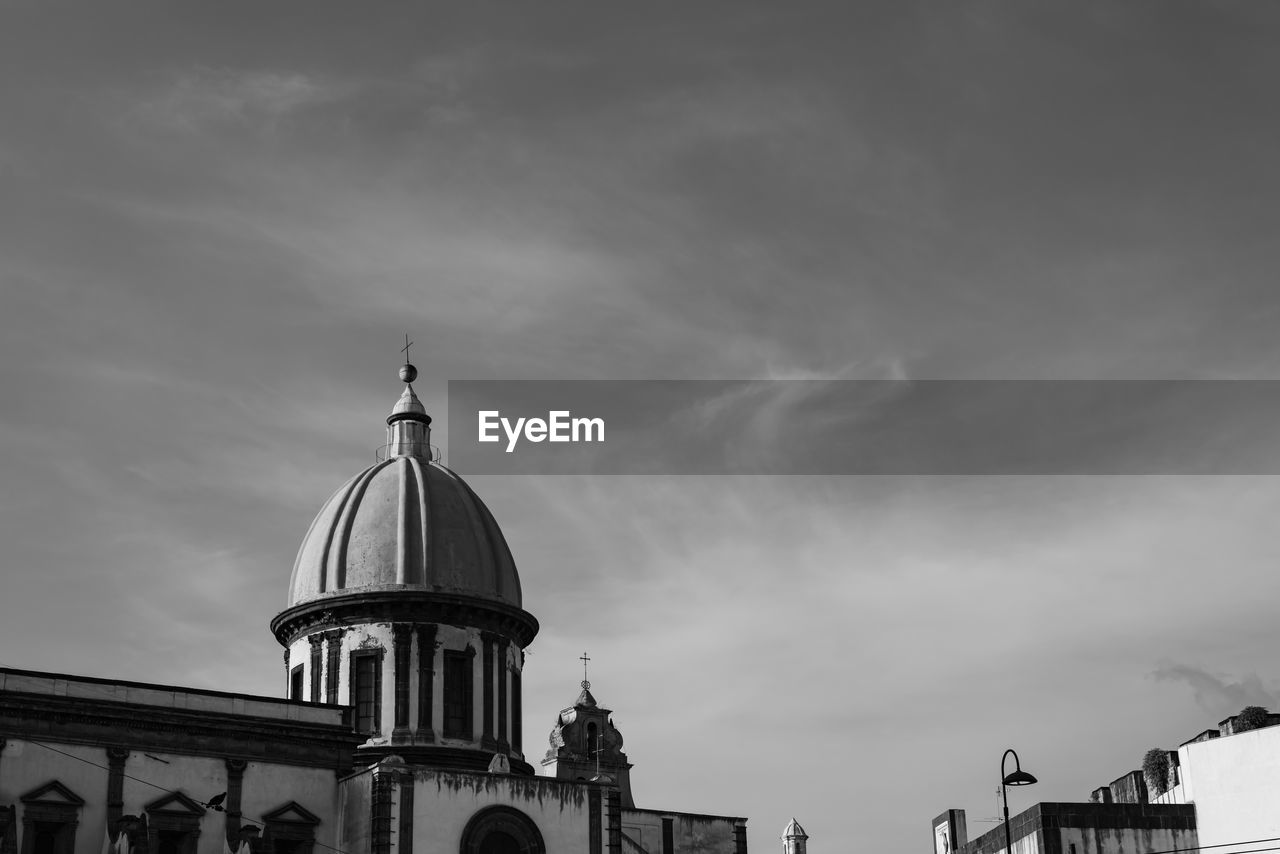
(783, 818, 808, 854)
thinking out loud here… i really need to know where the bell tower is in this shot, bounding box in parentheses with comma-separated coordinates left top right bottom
(541, 655, 635, 807)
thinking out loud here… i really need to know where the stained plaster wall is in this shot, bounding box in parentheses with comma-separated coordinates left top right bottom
(237, 763, 338, 848)
(336, 768, 597, 854)
(1, 739, 108, 854)
(412, 770, 594, 854)
(956, 804, 1196, 854)
(337, 769, 371, 854)
(119, 752, 224, 852)
(289, 624, 524, 755)
(622, 810, 743, 854)
(1, 739, 341, 854)
(1058, 827, 1196, 854)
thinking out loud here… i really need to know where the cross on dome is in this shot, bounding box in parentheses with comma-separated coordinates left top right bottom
(399, 333, 418, 384)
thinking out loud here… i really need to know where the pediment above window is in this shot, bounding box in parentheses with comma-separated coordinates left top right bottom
(144, 792, 207, 817)
(20, 781, 84, 807)
(261, 803, 320, 827)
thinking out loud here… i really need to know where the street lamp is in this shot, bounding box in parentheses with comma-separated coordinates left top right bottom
(1000, 749, 1037, 854)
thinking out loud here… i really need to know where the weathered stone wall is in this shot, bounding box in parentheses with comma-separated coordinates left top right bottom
(1060, 824, 1196, 854)
(955, 803, 1195, 854)
(403, 769, 595, 854)
(1106, 770, 1147, 805)
(621, 809, 744, 854)
(1, 739, 342, 854)
(0, 668, 359, 854)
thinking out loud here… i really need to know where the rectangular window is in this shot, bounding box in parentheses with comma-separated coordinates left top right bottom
(443, 651, 473, 739)
(351, 651, 383, 735)
(289, 665, 304, 702)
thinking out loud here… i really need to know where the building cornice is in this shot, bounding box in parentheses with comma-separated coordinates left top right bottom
(0, 690, 363, 773)
(270, 591, 539, 648)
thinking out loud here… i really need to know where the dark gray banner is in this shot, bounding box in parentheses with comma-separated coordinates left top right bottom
(445, 380, 1280, 475)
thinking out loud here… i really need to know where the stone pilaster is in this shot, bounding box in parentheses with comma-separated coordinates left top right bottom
(607, 788, 621, 854)
(588, 787, 602, 854)
(415, 625, 436, 740)
(323, 630, 341, 705)
(225, 758, 247, 842)
(397, 772, 414, 854)
(480, 633, 496, 749)
(393, 625, 412, 734)
(106, 748, 129, 834)
(497, 638, 509, 750)
(308, 636, 323, 703)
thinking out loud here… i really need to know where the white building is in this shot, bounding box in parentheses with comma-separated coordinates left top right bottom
(1148, 717, 1280, 848)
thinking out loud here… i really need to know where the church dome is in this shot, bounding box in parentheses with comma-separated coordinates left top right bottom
(287, 456, 521, 608)
(277, 363, 528, 617)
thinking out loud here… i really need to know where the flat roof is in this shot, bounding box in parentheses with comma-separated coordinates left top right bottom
(0, 666, 346, 727)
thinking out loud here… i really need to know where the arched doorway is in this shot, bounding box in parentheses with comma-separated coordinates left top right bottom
(459, 807, 544, 854)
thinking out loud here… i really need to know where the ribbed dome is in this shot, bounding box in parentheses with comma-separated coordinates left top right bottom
(783, 819, 807, 839)
(287, 454, 521, 608)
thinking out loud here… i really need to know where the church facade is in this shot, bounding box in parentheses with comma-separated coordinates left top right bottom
(0, 364, 750, 854)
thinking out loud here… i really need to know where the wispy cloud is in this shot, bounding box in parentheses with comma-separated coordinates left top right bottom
(131, 68, 343, 133)
(1152, 664, 1279, 714)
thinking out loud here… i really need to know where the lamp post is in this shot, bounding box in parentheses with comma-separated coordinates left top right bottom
(1000, 749, 1037, 854)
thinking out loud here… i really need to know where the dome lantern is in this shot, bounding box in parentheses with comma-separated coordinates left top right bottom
(385, 360, 431, 458)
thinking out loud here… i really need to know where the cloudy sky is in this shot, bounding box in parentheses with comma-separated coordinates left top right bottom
(4, 2, 1280, 850)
